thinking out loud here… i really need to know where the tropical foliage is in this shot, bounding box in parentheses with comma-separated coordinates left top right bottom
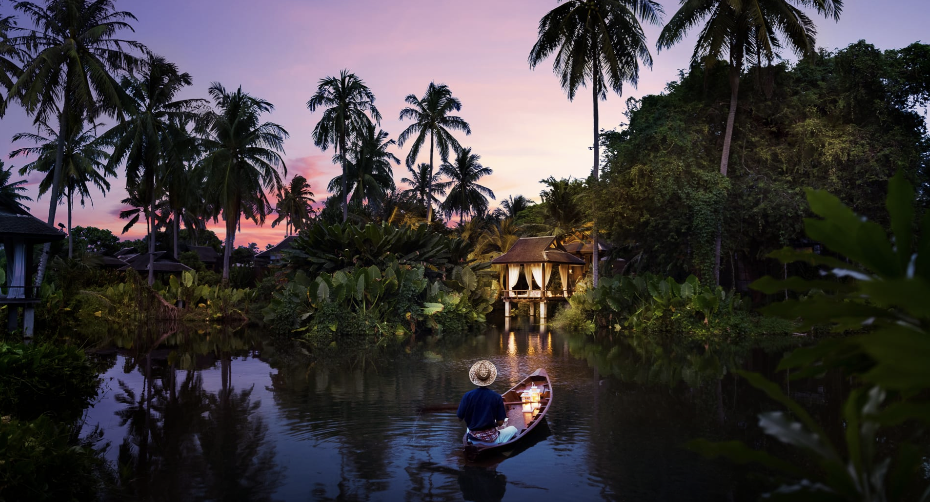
(597, 42, 930, 282)
(286, 221, 476, 277)
(689, 172, 930, 499)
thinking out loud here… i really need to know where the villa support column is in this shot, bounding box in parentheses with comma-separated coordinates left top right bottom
(23, 307, 34, 341)
(7, 306, 18, 332)
(504, 300, 511, 317)
(539, 301, 547, 319)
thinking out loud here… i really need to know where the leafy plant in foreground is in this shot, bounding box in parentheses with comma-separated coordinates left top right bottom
(689, 172, 930, 500)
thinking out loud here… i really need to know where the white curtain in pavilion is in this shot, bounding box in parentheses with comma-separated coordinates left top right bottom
(559, 265, 569, 297)
(508, 264, 521, 292)
(524, 264, 535, 292)
(9, 243, 25, 298)
(531, 263, 545, 296)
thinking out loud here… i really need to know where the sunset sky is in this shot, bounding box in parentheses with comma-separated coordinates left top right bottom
(1, 0, 927, 248)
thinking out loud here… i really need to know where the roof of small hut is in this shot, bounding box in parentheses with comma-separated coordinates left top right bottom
(120, 251, 192, 273)
(0, 203, 65, 243)
(491, 236, 585, 265)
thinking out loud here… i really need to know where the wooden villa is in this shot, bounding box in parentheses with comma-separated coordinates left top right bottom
(0, 202, 65, 337)
(491, 236, 585, 319)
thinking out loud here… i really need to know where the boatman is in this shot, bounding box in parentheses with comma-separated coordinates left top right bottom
(457, 360, 519, 444)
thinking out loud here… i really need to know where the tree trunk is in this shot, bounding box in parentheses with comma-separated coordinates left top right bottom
(67, 188, 73, 259)
(34, 105, 70, 287)
(591, 79, 600, 288)
(714, 64, 741, 285)
(148, 169, 156, 286)
(222, 198, 239, 284)
(173, 209, 180, 259)
(340, 132, 348, 222)
(427, 130, 435, 224)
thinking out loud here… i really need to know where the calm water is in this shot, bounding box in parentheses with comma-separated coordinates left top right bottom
(82, 318, 843, 501)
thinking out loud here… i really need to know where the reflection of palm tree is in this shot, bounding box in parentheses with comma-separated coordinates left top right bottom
(110, 325, 281, 500)
(201, 356, 281, 501)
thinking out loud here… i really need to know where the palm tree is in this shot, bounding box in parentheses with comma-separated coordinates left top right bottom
(657, 0, 842, 283)
(0, 15, 23, 117)
(539, 177, 590, 250)
(529, 0, 662, 286)
(0, 160, 31, 212)
(12, 119, 113, 258)
(494, 195, 535, 220)
(397, 82, 471, 224)
(199, 83, 288, 283)
(399, 162, 446, 213)
(437, 147, 495, 224)
(101, 54, 202, 285)
(272, 175, 316, 235)
(8, 0, 145, 284)
(477, 217, 522, 258)
(307, 70, 381, 223)
(329, 121, 398, 211)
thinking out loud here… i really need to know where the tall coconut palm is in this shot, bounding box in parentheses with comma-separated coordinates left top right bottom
(657, 0, 842, 284)
(529, 0, 662, 286)
(199, 83, 287, 283)
(0, 160, 31, 212)
(329, 121, 398, 211)
(101, 54, 202, 285)
(437, 147, 495, 224)
(12, 119, 113, 258)
(8, 0, 145, 284)
(0, 15, 23, 117)
(397, 82, 471, 224)
(163, 143, 203, 260)
(399, 162, 446, 213)
(272, 175, 315, 235)
(307, 70, 381, 223)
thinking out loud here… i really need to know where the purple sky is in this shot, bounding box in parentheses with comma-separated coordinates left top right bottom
(1, 0, 928, 247)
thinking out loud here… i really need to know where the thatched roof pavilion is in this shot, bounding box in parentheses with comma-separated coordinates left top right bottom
(0, 202, 65, 337)
(491, 236, 584, 318)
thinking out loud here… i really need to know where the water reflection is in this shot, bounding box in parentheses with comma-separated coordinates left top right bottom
(80, 319, 846, 501)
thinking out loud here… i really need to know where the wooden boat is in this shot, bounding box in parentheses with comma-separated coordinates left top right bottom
(462, 368, 552, 461)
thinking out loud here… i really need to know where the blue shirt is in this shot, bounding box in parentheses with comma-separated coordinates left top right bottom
(457, 386, 506, 431)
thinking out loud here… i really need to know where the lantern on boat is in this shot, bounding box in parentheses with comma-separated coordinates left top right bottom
(520, 390, 533, 412)
(529, 383, 541, 410)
